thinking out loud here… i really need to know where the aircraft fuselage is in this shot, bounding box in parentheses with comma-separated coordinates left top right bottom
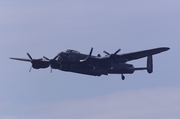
(56, 50, 135, 76)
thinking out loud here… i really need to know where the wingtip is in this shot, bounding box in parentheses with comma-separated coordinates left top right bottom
(9, 57, 31, 62)
(166, 47, 170, 50)
(9, 57, 15, 60)
(162, 47, 170, 51)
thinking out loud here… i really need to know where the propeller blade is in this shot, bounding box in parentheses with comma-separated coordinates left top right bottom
(80, 48, 93, 62)
(103, 49, 121, 56)
(43, 54, 58, 61)
(29, 66, 32, 72)
(114, 49, 121, 55)
(27, 53, 33, 60)
(43, 56, 50, 61)
(51, 67, 52, 73)
(89, 47, 93, 57)
(53, 54, 59, 60)
(103, 51, 110, 55)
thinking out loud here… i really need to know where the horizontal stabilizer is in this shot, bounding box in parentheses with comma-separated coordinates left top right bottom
(134, 67, 147, 70)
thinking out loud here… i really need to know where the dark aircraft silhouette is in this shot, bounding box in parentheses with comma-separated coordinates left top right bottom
(10, 47, 169, 80)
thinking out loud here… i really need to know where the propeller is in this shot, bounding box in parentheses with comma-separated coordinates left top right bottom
(103, 49, 121, 68)
(103, 49, 121, 57)
(26, 53, 33, 72)
(26, 53, 50, 72)
(80, 47, 93, 62)
(43, 54, 59, 73)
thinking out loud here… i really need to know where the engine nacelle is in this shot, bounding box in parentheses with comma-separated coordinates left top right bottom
(32, 60, 49, 69)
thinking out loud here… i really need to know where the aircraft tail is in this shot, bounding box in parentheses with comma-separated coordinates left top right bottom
(147, 55, 153, 73)
(133, 55, 153, 73)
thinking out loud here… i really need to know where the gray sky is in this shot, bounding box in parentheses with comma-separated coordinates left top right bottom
(1, 0, 180, 119)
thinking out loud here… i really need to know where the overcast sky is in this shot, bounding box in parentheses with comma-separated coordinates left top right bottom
(1, 0, 180, 119)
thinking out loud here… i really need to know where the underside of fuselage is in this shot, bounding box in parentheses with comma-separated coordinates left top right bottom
(58, 62, 136, 76)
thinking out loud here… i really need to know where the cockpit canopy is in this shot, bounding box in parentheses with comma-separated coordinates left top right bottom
(65, 49, 80, 54)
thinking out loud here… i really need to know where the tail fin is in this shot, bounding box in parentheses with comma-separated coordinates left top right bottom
(147, 55, 153, 73)
(133, 55, 153, 73)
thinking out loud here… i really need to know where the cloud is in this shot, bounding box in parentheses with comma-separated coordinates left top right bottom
(2, 86, 178, 119)
(48, 87, 180, 119)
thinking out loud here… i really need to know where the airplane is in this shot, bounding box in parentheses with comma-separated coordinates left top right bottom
(10, 47, 170, 80)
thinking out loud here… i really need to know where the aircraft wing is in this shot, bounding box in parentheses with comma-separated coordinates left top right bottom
(81, 47, 169, 65)
(114, 47, 170, 62)
(9, 57, 31, 62)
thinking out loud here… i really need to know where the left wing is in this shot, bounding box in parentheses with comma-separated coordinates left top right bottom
(9, 57, 31, 62)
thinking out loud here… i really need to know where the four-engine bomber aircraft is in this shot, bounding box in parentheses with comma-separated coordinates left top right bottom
(10, 47, 169, 80)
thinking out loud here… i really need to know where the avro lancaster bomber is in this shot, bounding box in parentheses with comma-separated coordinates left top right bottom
(10, 47, 170, 80)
